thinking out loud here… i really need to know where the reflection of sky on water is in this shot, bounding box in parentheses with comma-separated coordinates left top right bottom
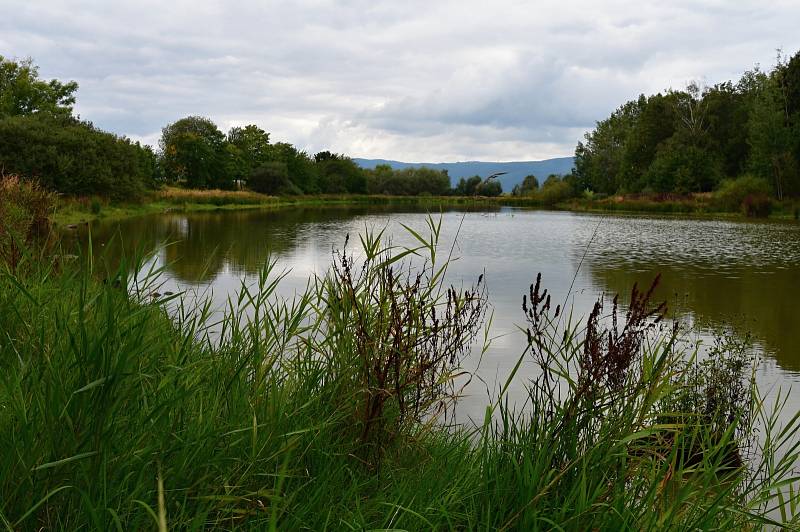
(80, 207, 800, 425)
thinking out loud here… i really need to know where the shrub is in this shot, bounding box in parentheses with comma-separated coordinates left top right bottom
(320, 223, 486, 452)
(316, 156, 367, 194)
(247, 162, 294, 195)
(714, 175, 773, 212)
(644, 141, 723, 193)
(535, 178, 575, 205)
(512, 174, 539, 196)
(475, 178, 503, 197)
(741, 193, 772, 217)
(0, 114, 156, 199)
(364, 166, 450, 196)
(90, 197, 102, 215)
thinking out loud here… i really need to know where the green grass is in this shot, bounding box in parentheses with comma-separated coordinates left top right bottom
(52, 189, 510, 226)
(1, 221, 799, 530)
(54, 187, 800, 228)
(559, 195, 800, 220)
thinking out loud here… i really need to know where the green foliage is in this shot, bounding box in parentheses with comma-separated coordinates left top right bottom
(315, 152, 367, 193)
(575, 98, 643, 194)
(747, 64, 800, 199)
(618, 93, 677, 190)
(575, 50, 800, 199)
(714, 175, 773, 212)
(704, 81, 751, 176)
(451, 175, 503, 196)
(365, 165, 451, 195)
(225, 124, 272, 183)
(160, 116, 230, 189)
(453, 175, 482, 195)
(364, 163, 395, 193)
(0, 56, 77, 118)
(247, 162, 296, 195)
(532, 174, 576, 205)
(0, 114, 155, 198)
(270, 143, 317, 194)
(512, 174, 539, 196)
(475, 177, 502, 196)
(227, 125, 270, 165)
(645, 138, 722, 193)
(90, 198, 102, 215)
(0, 57, 155, 199)
(321, 220, 486, 448)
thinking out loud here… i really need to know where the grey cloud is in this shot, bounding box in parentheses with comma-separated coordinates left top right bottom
(1, 0, 799, 161)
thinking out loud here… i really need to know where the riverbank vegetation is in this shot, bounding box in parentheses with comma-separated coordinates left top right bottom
(566, 50, 800, 216)
(50, 187, 514, 226)
(5, 52, 800, 221)
(1, 182, 800, 529)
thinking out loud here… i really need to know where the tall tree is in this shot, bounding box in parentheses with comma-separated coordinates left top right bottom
(574, 98, 642, 194)
(314, 152, 366, 193)
(512, 174, 539, 196)
(748, 70, 798, 199)
(619, 93, 677, 191)
(453, 175, 482, 196)
(0, 56, 77, 118)
(703, 82, 750, 177)
(270, 143, 318, 193)
(227, 125, 271, 168)
(160, 116, 229, 189)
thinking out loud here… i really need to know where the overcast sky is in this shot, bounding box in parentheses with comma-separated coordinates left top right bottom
(2, 1, 799, 162)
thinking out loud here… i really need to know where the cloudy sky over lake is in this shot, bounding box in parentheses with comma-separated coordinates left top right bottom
(2, 0, 799, 161)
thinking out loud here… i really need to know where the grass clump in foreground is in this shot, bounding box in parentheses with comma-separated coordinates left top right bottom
(1, 216, 800, 530)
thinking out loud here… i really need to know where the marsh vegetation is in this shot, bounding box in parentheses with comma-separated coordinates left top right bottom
(2, 178, 800, 529)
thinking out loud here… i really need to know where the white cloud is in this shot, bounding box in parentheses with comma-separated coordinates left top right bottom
(2, 0, 799, 161)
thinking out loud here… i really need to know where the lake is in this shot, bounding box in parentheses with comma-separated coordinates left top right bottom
(71, 205, 800, 423)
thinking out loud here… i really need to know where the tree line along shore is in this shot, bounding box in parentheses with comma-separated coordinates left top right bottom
(3, 52, 800, 223)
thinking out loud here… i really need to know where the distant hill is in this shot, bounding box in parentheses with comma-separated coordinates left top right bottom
(353, 157, 575, 191)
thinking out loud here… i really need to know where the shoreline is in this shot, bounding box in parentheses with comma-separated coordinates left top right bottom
(53, 187, 800, 226)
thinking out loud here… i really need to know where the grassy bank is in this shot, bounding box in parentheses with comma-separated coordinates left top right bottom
(53, 187, 510, 226)
(2, 204, 800, 528)
(54, 186, 800, 227)
(558, 195, 800, 220)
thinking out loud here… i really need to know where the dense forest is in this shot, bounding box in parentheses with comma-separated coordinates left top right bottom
(573, 50, 800, 201)
(0, 56, 498, 199)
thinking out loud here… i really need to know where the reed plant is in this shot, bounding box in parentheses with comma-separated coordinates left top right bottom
(0, 173, 56, 271)
(0, 216, 798, 530)
(157, 186, 281, 206)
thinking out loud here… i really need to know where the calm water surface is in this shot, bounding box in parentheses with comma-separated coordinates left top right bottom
(74, 206, 800, 422)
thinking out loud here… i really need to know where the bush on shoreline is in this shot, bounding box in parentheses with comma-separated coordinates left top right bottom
(714, 175, 774, 215)
(0, 114, 156, 199)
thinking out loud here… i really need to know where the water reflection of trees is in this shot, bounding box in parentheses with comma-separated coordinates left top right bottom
(81, 205, 480, 284)
(586, 263, 800, 371)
